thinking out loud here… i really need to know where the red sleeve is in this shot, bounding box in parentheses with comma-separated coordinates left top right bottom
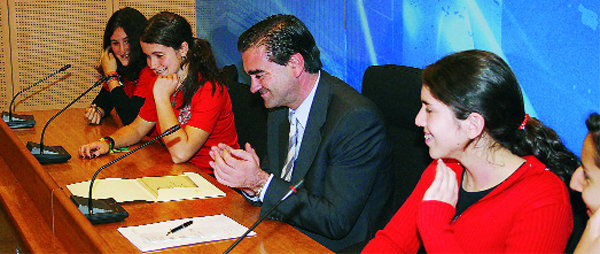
(137, 68, 158, 123)
(417, 185, 572, 253)
(133, 67, 154, 98)
(362, 161, 438, 253)
(417, 201, 461, 252)
(503, 185, 573, 252)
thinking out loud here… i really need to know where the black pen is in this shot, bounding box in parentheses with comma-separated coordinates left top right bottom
(166, 220, 193, 236)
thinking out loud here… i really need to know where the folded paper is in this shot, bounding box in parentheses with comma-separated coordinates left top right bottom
(67, 172, 225, 202)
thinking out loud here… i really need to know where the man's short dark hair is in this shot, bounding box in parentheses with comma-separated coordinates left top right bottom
(237, 14, 322, 73)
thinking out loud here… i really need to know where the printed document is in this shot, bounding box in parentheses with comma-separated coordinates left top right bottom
(118, 214, 255, 252)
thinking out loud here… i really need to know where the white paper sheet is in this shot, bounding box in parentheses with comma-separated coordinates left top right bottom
(117, 214, 256, 252)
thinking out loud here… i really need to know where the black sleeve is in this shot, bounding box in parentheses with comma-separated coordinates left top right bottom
(91, 88, 114, 117)
(109, 86, 145, 125)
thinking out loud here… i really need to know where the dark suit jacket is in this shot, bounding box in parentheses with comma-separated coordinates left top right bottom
(258, 70, 393, 252)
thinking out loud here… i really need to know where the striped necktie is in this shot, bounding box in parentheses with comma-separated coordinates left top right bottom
(281, 111, 298, 182)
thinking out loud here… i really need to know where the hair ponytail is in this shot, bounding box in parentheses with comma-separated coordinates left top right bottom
(511, 117, 580, 182)
(178, 38, 226, 108)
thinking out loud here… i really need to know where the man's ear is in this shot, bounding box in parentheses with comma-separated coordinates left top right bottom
(288, 53, 305, 78)
(465, 112, 485, 139)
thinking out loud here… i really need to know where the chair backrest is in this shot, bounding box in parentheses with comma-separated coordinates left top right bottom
(223, 64, 268, 160)
(362, 64, 432, 211)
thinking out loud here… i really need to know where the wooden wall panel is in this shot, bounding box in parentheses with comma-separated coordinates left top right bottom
(10, 1, 111, 111)
(0, 1, 10, 112)
(117, 0, 197, 36)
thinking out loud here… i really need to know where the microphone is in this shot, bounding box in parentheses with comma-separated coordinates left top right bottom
(224, 178, 304, 254)
(1, 64, 71, 129)
(26, 76, 106, 164)
(70, 124, 181, 225)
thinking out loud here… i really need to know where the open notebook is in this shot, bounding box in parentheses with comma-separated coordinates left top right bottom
(67, 172, 225, 202)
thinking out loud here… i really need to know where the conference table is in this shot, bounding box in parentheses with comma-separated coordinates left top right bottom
(0, 108, 330, 253)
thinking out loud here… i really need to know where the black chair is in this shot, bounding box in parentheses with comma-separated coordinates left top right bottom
(339, 65, 432, 253)
(361, 64, 432, 212)
(223, 64, 268, 160)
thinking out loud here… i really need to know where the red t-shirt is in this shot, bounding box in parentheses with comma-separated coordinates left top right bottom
(138, 73, 239, 173)
(134, 67, 157, 100)
(362, 156, 572, 253)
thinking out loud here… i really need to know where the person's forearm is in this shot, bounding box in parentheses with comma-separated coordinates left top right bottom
(92, 89, 113, 117)
(155, 97, 180, 137)
(244, 170, 271, 196)
(107, 121, 146, 148)
(106, 79, 120, 91)
(154, 97, 206, 162)
(110, 87, 144, 125)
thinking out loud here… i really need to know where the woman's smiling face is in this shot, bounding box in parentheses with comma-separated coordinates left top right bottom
(110, 27, 131, 67)
(414, 84, 470, 160)
(141, 42, 186, 76)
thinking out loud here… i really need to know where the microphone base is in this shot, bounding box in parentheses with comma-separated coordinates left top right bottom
(26, 141, 71, 164)
(2, 112, 35, 129)
(70, 196, 128, 225)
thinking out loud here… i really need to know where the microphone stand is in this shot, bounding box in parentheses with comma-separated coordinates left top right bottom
(87, 124, 181, 215)
(26, 76, 106, 164)
(2, 64, 71, 129)
(71, 124, 181, 225)
(224, 178, 304, 254)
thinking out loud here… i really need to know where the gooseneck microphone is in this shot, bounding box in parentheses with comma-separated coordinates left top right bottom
(224, 178, 305, 254)
(26, 76, 106, 164)
(2, 64, 71, 129)
(70, 124, 181, 225)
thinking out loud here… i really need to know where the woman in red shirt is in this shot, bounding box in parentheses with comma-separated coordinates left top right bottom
(79, 11, 239, 174)
(363, 50, 579, 253)
(570, 113, 600, 253)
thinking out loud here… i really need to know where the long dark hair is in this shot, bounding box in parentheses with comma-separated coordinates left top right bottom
(586, 113, 600, 167)
(140, 11, 225, 108)
(101, 7, 147, 81)
(422, 50, 579, 182)
(237, 14, 322, 73)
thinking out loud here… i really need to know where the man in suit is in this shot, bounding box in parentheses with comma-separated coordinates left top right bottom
(209, 14, 393, 252)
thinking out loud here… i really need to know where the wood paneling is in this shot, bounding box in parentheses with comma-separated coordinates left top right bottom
(117, 0, 196, 36)
(0, 0, 10, 112)
(10, 0, 110, 111)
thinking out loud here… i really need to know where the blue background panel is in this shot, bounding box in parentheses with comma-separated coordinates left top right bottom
(196, 0, 600, 156)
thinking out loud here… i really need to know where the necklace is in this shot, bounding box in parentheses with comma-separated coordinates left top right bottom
(172, 69, 187, 107)
(171, 83, 183, 107)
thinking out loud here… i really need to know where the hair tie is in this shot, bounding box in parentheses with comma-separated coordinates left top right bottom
(519, 114, 530, 130)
